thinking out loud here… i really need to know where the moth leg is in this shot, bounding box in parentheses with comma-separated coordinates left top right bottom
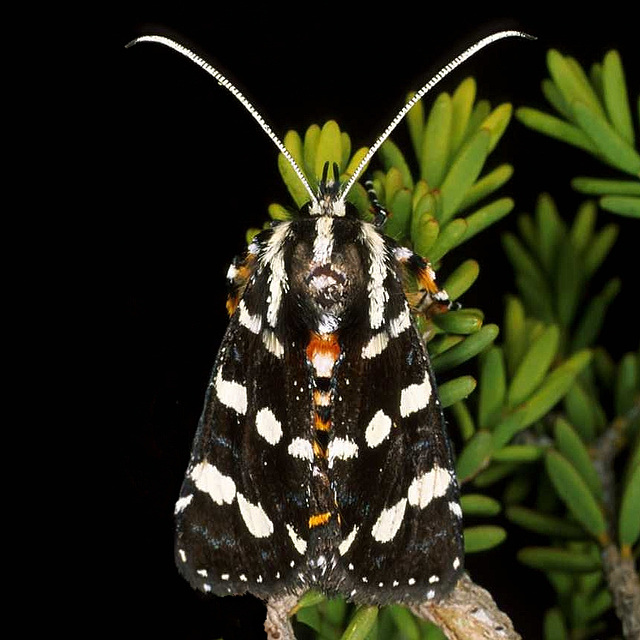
(393, 245, 451, 320)
(365, 179, 389, 229)
(225, 236, 262, 316)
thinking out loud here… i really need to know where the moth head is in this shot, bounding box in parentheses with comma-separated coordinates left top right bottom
(308, 162, 347, 218)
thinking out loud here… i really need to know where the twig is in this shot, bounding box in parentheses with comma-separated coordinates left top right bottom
(265, 593, 300, 640)
(410, 574, 522, 640)
(601, 544, 640, 640)
(591, 398, 640, 640)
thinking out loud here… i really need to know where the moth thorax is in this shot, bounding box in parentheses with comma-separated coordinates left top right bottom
(307, 265, 347, 309)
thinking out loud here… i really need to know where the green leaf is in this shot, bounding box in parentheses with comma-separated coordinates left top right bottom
(450, 77, 476, 154)
(421, 92, 453, 188)
(388, 606, 421, 640)
(562, 382, 598, 442)
(571, 177, 640, 196)
(457, 164, 513, 212)
(340, 606, 379, 640)
(571, 278, 621, 352)
(618, 455, 640, 551)
(600, 195, 640, 218)
(602, 50, 635, 146)
(572, 100, 640, 176)
(554, 417, 604, 500)
(431, 324, 499, 373)
(439, 129, 491, 223)
(506, 505, 585, 538)
(441, 259, 479, 301)
(431, 308, 483, 334)
(279, 151, 309, 208)
(547, 50, 606, 120)
(478, 346, 506, 429)
(584, 223, 618, 278)
(314, 120, 343, 179)
(545, 450, 608, 542)
(450, 401, 475, 442)
(535, 193, 565, 274)
(556, 239, 581, 328)
(516, 107, 598, 154)
(517, 546, 601, 572)
(438, 375, 476, 408)
(456, 429, 493, 482)
(616, 351, 639, 416)
(406, 92, 424, 161)
(481, 103, 513, 153)
(544, 607, 568, 640)
(459, 197, 514, 245)
(503, 295, 528, 376)
(379, 139, 414, 190)
(507, 324, 560, 408)
(569, 199, 597, 255)
(492, 444, 544, 462)
(426, 218, 467, 263)
(460, 493, 501, 517)
(463, 525, 506, 553)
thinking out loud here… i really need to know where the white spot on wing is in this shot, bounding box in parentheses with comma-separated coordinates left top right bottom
(361, 331, 389, 359)
(262, 329, 284, 358)
(190, 461, 236, 505)
(365, 410, 393, 448)
(449, 500, 463, 518)
(237, 492, 274, 538)
(389, 304, 411, 337)
(453, 556, 460, 570)
(338, 525, 359, 555)
(286, 524, 307, 555)
(328, 437, 359, 467)
(174, 494, 193, 514)
(255, 407, 283, 445)
(238, 299, 262, 334)
(400, 373, 431, 417)
(407, 464, 453, 508)
(215, 370, 248, 415)
(288, 437, 314, 462)
(371, 497, 407, 543)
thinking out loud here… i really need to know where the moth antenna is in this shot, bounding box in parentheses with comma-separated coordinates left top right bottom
(338, 29, 535, 203)
(126, 35, 319, 208)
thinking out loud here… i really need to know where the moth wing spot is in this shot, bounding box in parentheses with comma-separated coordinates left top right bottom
(255, 407, 283, 445)
(407, 464, 453, 509)
(371, 497, 407, 543)
(190, 462, 236, 505)
(365, 410, 393, 448)
(236, 492, 274, 538)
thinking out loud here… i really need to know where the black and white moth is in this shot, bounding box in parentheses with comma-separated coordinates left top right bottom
(128, 31, 528, 606)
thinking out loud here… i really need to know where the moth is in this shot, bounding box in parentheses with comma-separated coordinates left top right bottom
(128, 31, 528, 606)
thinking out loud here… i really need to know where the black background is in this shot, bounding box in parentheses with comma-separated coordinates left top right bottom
(110, 8, 637, 639)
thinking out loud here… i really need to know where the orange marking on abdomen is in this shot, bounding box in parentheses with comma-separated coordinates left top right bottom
(308, 511, 332, 529)
(306, 332, 340, 377)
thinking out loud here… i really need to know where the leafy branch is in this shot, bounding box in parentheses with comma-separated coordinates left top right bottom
(260, 48, 639, 640)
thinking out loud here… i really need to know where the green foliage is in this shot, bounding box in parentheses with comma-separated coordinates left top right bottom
(516, 49, 640, 218)
(270, 50, 639, 640)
